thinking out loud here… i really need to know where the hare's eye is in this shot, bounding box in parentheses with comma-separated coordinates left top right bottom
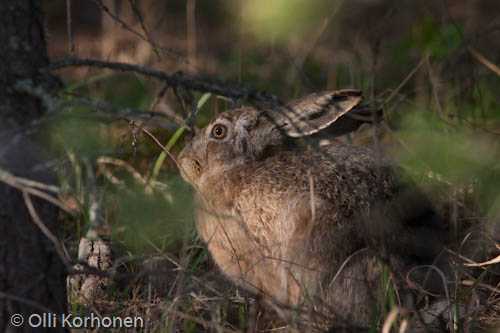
(211, 124, 227, 139)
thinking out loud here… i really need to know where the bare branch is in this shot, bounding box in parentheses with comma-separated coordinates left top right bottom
(0, 168, 60, 193)
(14, 79, 181, 129)
(0, 167, 78, 217)
(44, 57, 281, 106)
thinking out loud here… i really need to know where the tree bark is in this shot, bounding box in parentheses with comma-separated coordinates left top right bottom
(0, 1, 66, 332)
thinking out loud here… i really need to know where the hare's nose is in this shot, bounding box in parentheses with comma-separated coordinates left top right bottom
(178, 156, 202, 184)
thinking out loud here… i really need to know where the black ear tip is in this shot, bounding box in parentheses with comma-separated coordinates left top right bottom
(348, 104, 384, 122)
(335, 89, 362, 97)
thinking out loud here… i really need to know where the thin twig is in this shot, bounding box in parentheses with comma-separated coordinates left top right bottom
(463, 119, 500, 136)
(0, 168, 60, 193)
(148, 82, 169, 113)
(382, 307, 407, 333)
(96, 156, 146, 184)
(127, 0, 160, 59)
(381, 56, 428, 107)
(328, 248, 369, 289)
(468, 47, 500, 77)
(307, 170, 316, 264)
(145, 256, 153, 333)
(0, 167, 78, 217)
(464, 252, 500, 267)
(461, 280, 500, 294)
(288, 0, 342, 83)
(137, 124, 179, 168)
(23, 191, 72, 269)
(66, 0, 75, 55)
(91, 0, 181, 62)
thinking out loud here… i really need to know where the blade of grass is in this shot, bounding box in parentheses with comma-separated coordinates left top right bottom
(150, 93, 211, 181)
(196, 92, 212, 110)
(151, 125, 187, 180)
(380, 263, 399, 331)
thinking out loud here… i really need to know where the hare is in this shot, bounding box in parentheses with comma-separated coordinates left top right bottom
(177, 90, 443, 325)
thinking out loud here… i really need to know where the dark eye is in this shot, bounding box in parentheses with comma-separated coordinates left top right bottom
(211, 124, 227, 139)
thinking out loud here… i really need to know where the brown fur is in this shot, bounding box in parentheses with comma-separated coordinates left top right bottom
(177, 90, 439, 324)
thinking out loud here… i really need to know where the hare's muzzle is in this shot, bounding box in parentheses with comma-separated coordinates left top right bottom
(177, 151, 202, 185)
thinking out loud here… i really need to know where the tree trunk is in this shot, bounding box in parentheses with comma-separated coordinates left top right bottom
(0, 1, 66, 332)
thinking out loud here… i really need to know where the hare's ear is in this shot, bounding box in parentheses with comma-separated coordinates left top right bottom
(273, 89, 363, 137)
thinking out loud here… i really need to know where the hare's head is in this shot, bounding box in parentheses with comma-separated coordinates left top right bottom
(178, 90, 362, 187)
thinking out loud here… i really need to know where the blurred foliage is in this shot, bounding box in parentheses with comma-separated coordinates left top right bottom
(50, 117, 114, 155)
(242, 0, 335, 44)
(392, 16, 464, 63)
(110, 176, 194, 254)
(396, 111, 500, 211)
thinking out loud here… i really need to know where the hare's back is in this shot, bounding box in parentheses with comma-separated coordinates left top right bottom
(243, 143, 396, 201)
(230, 143, 398, 227)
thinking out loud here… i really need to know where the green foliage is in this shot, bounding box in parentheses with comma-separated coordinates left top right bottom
(238, 301, 246, 329)
(99, 74, 150, 109)
(185, 240, 207, 271)
(50, 117, 114, 155)
(392, 15, 464, 63)
(414, 16, 463, 58)
(396, 111, 500, 213)
(243, 0, 334, 43)
(111, 177, 194, 254)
